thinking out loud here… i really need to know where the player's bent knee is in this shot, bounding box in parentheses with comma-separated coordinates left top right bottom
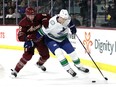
(41, 54, 50, 60)
(54, 48, 65, 60)
(23, 53, 33, 61)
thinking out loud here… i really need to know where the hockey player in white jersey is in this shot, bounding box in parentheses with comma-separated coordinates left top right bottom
(37, 9, 89, 77)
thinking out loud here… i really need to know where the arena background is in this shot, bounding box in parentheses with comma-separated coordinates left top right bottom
(0, 0, 116, 74)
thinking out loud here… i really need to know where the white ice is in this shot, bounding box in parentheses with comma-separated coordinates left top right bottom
(0, 49, 116, 87)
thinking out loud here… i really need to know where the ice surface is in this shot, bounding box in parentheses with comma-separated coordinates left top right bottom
(0, 49, 116, 87)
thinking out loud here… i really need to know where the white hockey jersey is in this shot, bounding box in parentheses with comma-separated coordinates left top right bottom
(42, 15, 71, 42)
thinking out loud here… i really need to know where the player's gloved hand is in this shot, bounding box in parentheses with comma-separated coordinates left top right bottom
(24, 40, 34, 48)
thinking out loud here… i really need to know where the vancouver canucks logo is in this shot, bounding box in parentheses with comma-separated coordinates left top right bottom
(83, 32, 93, 54)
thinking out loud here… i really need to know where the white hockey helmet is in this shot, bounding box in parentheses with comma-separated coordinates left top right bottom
(58, 9, 70, 19)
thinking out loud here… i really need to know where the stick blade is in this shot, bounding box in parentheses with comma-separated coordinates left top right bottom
(105, 77, 108, 80)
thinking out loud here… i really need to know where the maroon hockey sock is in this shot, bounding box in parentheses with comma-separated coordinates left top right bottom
(15, 58, 27, 72)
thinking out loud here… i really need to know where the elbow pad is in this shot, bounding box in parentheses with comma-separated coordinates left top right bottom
(68, 20, 77, 34)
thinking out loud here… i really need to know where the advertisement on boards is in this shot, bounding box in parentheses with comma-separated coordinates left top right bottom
(0, 26, 116, 73)
(0, 26, 23, 47)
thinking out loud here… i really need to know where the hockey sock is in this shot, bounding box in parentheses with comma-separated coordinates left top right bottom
(15, 57, 27, 72)
(55, 48, 71, 70)
(37, 57, 46, 66)
(68, 51, 80, 65)
(60, 58, 70, 70)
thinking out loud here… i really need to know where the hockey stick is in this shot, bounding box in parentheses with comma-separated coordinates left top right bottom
(76, 34, 108, 81)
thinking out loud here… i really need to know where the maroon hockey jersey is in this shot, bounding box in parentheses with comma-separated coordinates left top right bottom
(18, 14, 50, 41)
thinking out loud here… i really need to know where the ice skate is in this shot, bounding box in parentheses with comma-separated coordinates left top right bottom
(67, 68, 77, 77)
(36, 62, 46, 71)
(11, 69, 17, 77)
(74, 64, 89, 73)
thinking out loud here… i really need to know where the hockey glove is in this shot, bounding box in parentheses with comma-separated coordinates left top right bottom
(24, 40, 34, 48)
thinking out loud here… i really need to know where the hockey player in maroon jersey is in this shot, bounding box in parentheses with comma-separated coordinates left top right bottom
(11, 7, 51, 77)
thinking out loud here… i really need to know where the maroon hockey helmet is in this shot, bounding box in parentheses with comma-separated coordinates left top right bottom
(25, 7, 36, 15)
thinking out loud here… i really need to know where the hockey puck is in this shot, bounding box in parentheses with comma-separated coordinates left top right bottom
(92, 80, 96, 83)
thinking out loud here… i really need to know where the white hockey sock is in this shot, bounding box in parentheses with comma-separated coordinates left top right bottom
(68, 51, 80, 65)
(55, 48, 71, 71)
(59, 58, 71, 70)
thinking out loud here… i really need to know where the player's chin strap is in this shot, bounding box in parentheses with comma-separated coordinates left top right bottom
(75, 34, 108, 81)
